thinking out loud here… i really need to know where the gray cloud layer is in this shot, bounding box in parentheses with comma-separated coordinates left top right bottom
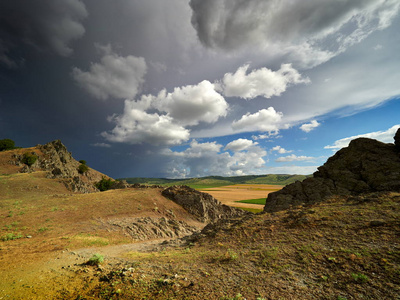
(190, 0, 400, 67)
(0, 0, 87, 68)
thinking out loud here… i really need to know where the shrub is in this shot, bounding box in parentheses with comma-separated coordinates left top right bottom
(351, 273, 369, 283)
(79, 160, 87, 165)
(95, 177, 114, 191)
(0, 139, 16, 151)
(21, 152, 38, 167)
(78, 163, 89, 174)
(87, 253, 104, 266)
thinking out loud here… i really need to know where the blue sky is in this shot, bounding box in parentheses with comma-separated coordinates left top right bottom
(1, 0, 399, 178)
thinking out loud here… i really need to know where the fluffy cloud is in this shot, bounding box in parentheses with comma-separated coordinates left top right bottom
(275, 154, 315, 162)
(271, 146, 292, 154)
(163, 139, 267, 177)
(300, 120, 320, 133)
(190, 0, 400, 67)
(232, 107, 283, 133)
(0, 0, 87, 67)
(225, 138, 258, 152)
(325, 124, 400, 150)
(72, 49, 147, 100)
(221, 64, 310, 99)
(91, 143, 111, 148)
(102, 81, 228, 145)
(153, 80, 228, 126)
(102, 103, 190, 146)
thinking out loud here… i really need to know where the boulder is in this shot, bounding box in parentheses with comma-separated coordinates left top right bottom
(265, 136, 400, 213)
(162, 185, 249, 223)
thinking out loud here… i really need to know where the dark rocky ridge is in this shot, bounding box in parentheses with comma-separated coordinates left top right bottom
(265, 131, 400, 212)
(162, 185, 250, 223)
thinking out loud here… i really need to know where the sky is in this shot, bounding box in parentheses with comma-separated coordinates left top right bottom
(1, 0, 400, 179)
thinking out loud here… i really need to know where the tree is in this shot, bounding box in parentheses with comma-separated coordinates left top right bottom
(95, 177, 114, 191)
(21, 152, 38, 167)
(78, 163, 89, 174)
(0, 139, 15, 151)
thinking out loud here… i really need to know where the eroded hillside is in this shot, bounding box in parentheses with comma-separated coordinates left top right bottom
(1, 132, 399, 299)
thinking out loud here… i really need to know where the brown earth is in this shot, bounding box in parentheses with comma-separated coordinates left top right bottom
(1, 136, 400, 299)
(201, 184, 282, 210)
(2, 191, 398, 299)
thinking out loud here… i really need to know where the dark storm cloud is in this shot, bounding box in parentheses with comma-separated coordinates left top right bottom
(189, 0, 399, 56)
(0, 0, 87, 68)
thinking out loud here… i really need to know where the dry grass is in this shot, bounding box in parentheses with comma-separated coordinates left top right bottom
(201, 184, 282, 210)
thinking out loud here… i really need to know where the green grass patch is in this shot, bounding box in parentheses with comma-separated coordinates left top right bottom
(1, 232, 23, 241)
(236, 198, 266, 205)
(239, 207, 263, 213)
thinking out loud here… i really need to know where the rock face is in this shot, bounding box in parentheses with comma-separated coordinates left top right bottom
(7, 140, 110, 193)
(265, 137, 400, 212)
(109, 217, 199, 241)
(162, 185, 250, 223)
(37, 140, 107, 193)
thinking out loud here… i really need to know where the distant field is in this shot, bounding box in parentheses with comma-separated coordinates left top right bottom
(200, 184, 282, 210)
(121, 174, 309, 188)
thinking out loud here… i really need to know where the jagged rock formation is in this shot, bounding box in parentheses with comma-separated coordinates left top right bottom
(7, 140, 110, 193)
(162, 185, 250, 223)
(265, 135, 400, 212)
(109, 217, 199, 241)
(37, 140, 108, 193)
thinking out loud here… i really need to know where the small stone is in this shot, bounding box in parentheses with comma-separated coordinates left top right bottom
(26, 235, 32, 239)
(369, 220, 386, 227)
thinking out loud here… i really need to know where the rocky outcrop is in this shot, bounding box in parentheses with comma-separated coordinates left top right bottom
(37, 140, 107, 193)
(109, 217, 198, 241)
(7, 140, 110, 193)
(162, 185, 249, 223)
(265, 136, 400, 213)
(395, 128, 400, 149)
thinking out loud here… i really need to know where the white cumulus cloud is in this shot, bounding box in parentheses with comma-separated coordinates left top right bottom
(153, 80, 228, 126)
(225, 138, 258, 152)
(221, 64, 310, 99)
(232, 107, 283, 133)
(300, 120, 320, 132)
(324, 124, 400, 150)
(271, 146, 292, 154)
(102, 103, 190, 146)
(102, 81, 228, 146)
(72, 48, 147, 100)
(163, 139, 267, 178)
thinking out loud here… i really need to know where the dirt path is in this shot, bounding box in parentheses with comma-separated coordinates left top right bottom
(0, 238, 174, 299)
(201, 184, 282, 210)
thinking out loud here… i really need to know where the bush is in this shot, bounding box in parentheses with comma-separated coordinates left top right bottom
(21, 152, 38, 167)
(78, 163, 89, 174)
(87, 253, 104, 266)
(95, 177, 114, 191)
(79, 160, 87, 165)
(0, 139, 16, 151)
